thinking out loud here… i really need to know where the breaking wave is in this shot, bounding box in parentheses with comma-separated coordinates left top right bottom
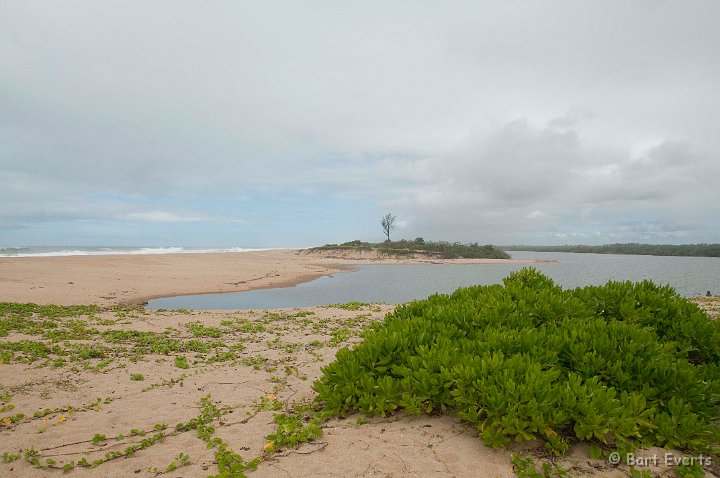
(0, 246, 282, 258)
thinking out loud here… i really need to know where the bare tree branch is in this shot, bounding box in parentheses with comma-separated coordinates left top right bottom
(381, 213, 396, 242)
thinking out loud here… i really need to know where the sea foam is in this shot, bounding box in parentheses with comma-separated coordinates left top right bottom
(0, 246, 282, 258)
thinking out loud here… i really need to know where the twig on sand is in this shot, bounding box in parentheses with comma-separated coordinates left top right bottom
(271, 441, 328, 458)
(197, 380, 249, 391)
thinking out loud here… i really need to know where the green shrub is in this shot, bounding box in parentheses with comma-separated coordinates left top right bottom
(174, 355, 189, 369)
(185, 322, 223, 338)
(309, 240, 510, 259)
(313, 268, 720, 454)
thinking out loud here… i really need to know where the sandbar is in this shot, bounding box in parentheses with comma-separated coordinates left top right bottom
(0, 249, 537, 307)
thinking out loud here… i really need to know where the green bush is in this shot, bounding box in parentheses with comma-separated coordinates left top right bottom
(310, 240, 510, 259)
(313, 268, 720, 455)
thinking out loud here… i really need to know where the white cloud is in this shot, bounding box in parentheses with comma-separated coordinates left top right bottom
(123, 211, 214, 224)
(1, 1, 719, 245)
(373, 116, 719, 244)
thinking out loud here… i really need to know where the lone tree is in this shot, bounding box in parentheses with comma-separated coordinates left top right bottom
(381, 213, 396, 242)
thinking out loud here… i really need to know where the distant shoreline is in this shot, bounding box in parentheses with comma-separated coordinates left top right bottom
(503, 243, 720, 257)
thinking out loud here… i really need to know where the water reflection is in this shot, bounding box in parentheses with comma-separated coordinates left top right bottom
(147, 252, 720, 310)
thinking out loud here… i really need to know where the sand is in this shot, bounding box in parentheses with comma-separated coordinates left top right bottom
(1, 250, 717, 477)
(0, 249, 345, 307)
(0, 249, 534, 307)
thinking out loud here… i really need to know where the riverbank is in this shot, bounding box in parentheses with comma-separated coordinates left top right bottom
(0, 249, 538, 307)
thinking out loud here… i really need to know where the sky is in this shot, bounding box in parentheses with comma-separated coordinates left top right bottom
(1, 1, 719, 247)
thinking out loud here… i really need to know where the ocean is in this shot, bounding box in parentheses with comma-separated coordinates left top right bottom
(0, 246, 279, 258)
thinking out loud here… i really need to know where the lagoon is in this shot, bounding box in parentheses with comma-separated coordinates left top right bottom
(146, 251, 720, 310)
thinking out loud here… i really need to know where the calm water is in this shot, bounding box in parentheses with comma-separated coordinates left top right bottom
(146, 252, 720, 310)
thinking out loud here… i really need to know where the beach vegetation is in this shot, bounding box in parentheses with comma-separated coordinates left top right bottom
(141, 374, 188, 392)
(266, 337, 303, 354)
(0, 303, 99, 321)
(675, 462, 706, 478)
(313, 268, 720, 462)
(158, 452, 191, 474)
(1, 413, 25, 428)
(329, 327, 352, 345)
(265, 412, 323, 452)
(207, 349, 239, 363)
(292, 310, 315, 317)
(328, 301, 368, 311)
(306, 339, 324, 349)
(310, 239, 510, 259)
(0, 300, 256, 372)
(3, 291, 718, 476)
(20, 420, 182, 471)
(241, 354, 269, 370)
(511, 453, 568, 477)
(186, 322, 224, 338)
(176, 395, 260, 478)
(2, 452, 20, 463)
(174, 355, 189, 368)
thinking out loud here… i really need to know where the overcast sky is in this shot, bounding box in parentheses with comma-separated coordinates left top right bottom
(2, 1, 719, 247)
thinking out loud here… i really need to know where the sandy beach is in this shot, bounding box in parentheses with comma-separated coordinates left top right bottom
(0, 249, 343, 307)
(1, 250, 717, 477)
(0, 249, 535, 307)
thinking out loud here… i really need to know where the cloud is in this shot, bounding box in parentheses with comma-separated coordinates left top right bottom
(375, 116, 718, 244)
(123, 211, 216, 224)
(577, 140, 710, 205)
(1, 1, 719, 245)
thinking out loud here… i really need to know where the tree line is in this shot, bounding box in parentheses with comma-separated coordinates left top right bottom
(503, 243, 720, 257)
